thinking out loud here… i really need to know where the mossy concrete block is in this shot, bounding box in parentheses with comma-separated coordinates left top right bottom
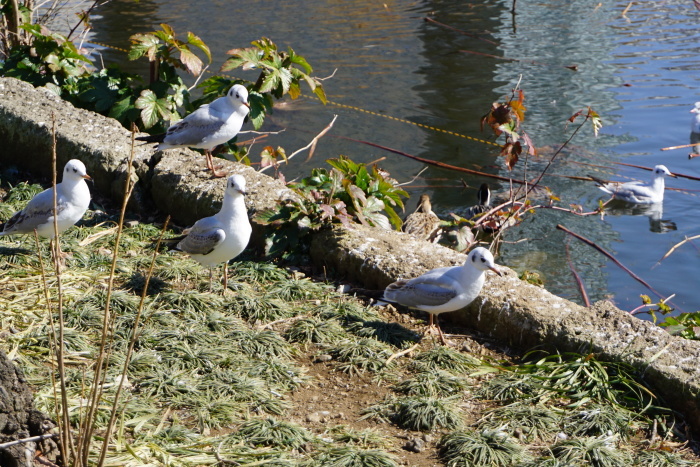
(310, 223, 466, 289)
(150, 149, 296, 239)
(0, 77, 151, 208)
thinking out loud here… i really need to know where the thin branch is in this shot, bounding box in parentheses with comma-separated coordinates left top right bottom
(397, 166, 430, 187)
(565, 239, 590, 307)
(317, 68, 337, 81)
(337, 135, 529, 185)
(50, 112, 73, 464)
(81, 124, 138, 466)
(556, 224, 668, 302)
(0, 433, 58, 450)
(187, 64, 210, 92)
(98, 215, 171, 466)
(660, 142, 698, 151)
(654, 234, 700, 267)
(66, 0, 102, 41)
(259, 115, 337, 173)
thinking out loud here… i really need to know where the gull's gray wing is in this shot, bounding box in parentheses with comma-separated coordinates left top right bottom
(384, 269, 460, 308)
(1, 189, 66, 234)
(175, 217, 225, 255)
(164, 105, 229, 147)
(384, 280, 457, 308)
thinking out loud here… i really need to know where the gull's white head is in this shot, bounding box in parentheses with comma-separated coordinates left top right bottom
(226, 174, 247, 196)
(63, 159, 91, 181)
(467, 247, 502, 276)
(228, 84, 250, 110)
(653, 165, 672, 178)
(691, 102, 700, 114)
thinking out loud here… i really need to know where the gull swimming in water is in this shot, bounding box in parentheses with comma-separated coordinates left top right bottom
(402, 194, 441, 242)
(691, 102, 700, 134)
(174, 174, 252, 291)
(690, 102, 700, 158)
(382, 246, 502, 345)
(590, 165, 673, 205)
(137, 84, 251, 178)
(0, 159, 91, 260)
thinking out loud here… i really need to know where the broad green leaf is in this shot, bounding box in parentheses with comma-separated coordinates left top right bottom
(178, 47, 203, 76)
(186, 32, 212, 62)
(129, 33, 160, 61)
(135, 89, 171, 128)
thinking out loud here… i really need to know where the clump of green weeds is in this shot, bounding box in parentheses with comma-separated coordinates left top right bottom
(257, 156, 408, 260)
(439, 428, 530, 466)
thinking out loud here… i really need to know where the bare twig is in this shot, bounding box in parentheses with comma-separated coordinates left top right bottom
(0, 433, 58, 450)
(259, 115, 337, 173)
(317, 68, 337, 81)
(385, 343, 420, 365)
(337, 136, 529, 185)
(66, 0, 102, 41)
(98, 216, 171, 466)
(661, 142, 699, 151)
(654, 234, 700, 267)
(556, 224, 668, 302)
(81, 124, 138, 466)
(397, 166, 430, 187)
(49, 112, 74, 464)
(187, 64, 210, 92)
(565, 239, 590, 307)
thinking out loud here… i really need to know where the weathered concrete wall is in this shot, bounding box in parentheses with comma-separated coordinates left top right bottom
(0, 77, 293, 228)
(1, 77, 699, 432)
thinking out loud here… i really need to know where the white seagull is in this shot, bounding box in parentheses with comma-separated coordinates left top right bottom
(591, 165, 673, 204)
(175, 174, 252, 291)
(691, 102, 700, 134)
(382, 246, 502, 344)
(137, 84, 251, 178)
(402, 193, 441, 242)
(1, 159, 91, 242)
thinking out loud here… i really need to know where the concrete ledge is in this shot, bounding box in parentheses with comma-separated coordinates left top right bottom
(1, 77, 699, 432)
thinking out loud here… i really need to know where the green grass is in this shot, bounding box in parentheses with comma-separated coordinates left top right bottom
(439, 428, 529, 466)
(0, 177, 696, 466)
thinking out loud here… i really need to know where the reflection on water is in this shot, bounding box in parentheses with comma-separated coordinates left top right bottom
(603, 202, 676, 234)
(84, 0, 700, 315)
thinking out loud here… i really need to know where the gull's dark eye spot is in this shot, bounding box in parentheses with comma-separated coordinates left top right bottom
(73, 168, 77, 173)
(481, 257, 486, 263)
(471, 254, 476, 262)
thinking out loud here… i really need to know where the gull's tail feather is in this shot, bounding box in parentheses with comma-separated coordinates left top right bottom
(135, 133, 166, 144)
(349, 287, 386, 300)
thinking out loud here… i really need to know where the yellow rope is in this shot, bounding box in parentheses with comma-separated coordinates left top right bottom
(85, 40, 501, 148)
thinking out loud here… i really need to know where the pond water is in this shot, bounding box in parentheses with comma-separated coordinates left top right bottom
(74, 0, 700, 317)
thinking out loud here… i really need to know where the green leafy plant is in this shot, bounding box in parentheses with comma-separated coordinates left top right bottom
(551, 435, 632, 467)
(659, 312, 700, 340)
(439, 428, 529, 466)
(221, 36, 326, 128)
(236, 417, 313, 449)
(257, 156, 408, 259)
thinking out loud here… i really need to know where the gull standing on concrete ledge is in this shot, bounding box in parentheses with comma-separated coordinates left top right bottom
(137, 84, 251, 178)
(590, 165, 673, 204)
(382, 246, 502, 345)
(175, 174, 252, 292)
